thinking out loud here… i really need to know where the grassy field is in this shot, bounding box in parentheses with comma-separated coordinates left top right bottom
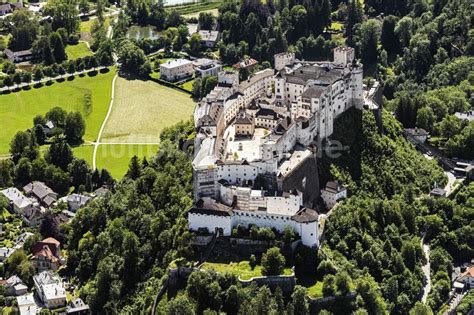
(95, 144, 159, 178)
(306, 281, 324, 298)
(0, 68, 116, 155)
(72, 144, 95, 165)
(202, 261, 293, 280)
(170, 1, 222, 15)
(66, 42, 93, 59)
(179, 79, 195, 92)
(101, 76, 195, 143)
(182, 8, 218, 19)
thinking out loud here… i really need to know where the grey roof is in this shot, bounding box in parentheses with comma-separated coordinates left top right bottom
(23, 181, 57, 202)
(33, 270, 61, 286)
(67, 193, 92, 206)
(189, 198, 233, 217)
(291, 207, 318, 223)
(430, 187, 446, 196)
(198, 30, 219, 42)
(285, 65, 342, 86)
(256, 108, 278, 120)
(404, 128, 429, 137)
(4, 48, 32, 58)
(235, 116, 252, 125)
(0, 3, 12, 12)
(301, 86, 326, 99)
(325, 181, 345, 193)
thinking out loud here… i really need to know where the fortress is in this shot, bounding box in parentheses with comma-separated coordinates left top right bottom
(188, 47, 364, 247)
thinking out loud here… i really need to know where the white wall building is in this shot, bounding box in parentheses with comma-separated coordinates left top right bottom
(160, 59, 193, 82)
(321, 181, 347, 209)
(33, 271, 67, 309)
(189, 47, 364, 247)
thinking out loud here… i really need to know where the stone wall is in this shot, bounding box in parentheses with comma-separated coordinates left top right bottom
(239, 272, 296, 294)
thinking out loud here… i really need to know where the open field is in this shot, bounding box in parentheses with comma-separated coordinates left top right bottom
(95, 144, 160, 178)
(72, 144, 95, 165)
(66, 42, 93, 59)
(170, 1, 222, 15)
(101, 76, 195, 143)
(182, 8, 218, 19)
(0, 68, 116, 155)
(202, 261, 293, 280)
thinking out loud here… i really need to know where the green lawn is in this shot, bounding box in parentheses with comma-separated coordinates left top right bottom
(202, 261, 293, 280)
(180, 79, 195, 92)
(306, 281, 324, 298)
(95, 144, 159, 178)
(72, 144, 95, 166)
(0, 68, 116, 155)
(66, 42, 93, 60)
(101, 76, 195, 143)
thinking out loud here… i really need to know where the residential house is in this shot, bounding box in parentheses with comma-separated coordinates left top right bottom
(404, 128, 429, 144)
(17, 293, 37, 315)
(457, 266, 474, 288)
(0, 247, 14, 262)
(22, 206, 45, 227)
(233, 57, 258, 71)
(32, 237, 63, 272)
(321, 181, 347, 209)
(193, 58, 222, 78)
(33, 271, 67, 309)
(67, 194, 92, 212)
(1, 275, 28, 296)
(198, 30, 220, 48)
(23, 181, 57, 208)
(454, 111, 474, 122)
(92, 186, 109, 198)
(0, 0, 22, 15)
(430, 187, 446, 198)
(0, 3, 12, 15)
(4, 48, 33, 63)
(1, 187, 35, 215)
(13, 232, 34, 250)
(160, 59, 193, 82)
(43, 120, 56, 137)
(66, 298, 91, 315)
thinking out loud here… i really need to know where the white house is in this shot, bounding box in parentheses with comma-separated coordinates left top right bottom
(17, 293, 37, 315)
(193, 58, 222, 78)
(67, 194, 92, 212)
(3, 275, 28, 296)
(160, 59, 193, 82)
(198, 30, 220, 48)
(1, 187, 34, 215)
(321, 181, 347, 209)
(33, 271, 67, 309)
(4, 49, 33, 63)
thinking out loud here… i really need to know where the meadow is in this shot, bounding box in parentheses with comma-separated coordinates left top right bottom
(0, 69, 116, 155)
(101, 77, 195, 143)
(65, 42, 93, 59)
(95, 144, 160, 178)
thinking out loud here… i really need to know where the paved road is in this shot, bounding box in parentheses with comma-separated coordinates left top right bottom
(421, 241, 431, 303)
(92, 73, 118, 170)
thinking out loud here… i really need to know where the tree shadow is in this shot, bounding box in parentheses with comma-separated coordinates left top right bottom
(87, 70, 98, 77)
(67, 76, 75, 81)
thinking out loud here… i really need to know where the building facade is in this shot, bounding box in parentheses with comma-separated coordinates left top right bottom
(189, 46, 365, 247)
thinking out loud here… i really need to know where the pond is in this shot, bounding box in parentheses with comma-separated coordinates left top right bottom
(126, 25, 161, 40)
